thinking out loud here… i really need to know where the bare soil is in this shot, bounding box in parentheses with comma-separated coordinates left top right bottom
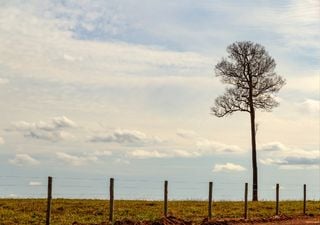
(238, 217, 320, 225)
(72, 215, 320, 225)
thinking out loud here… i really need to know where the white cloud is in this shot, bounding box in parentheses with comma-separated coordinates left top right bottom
(127, 148, 207, 159)
(259, 142, 319, 169)
(283, 156, 320, 165)
(63, 54, 83, 62)
(127, 149, 172, 159)
(212, 163, 246, 172)
(114, 158, 130, 164)
(85, 150, 112, 156)
(298, 99, 320, 114)
(127, 149, 169, 159)
(56, 152, 98, 166)
(12, 116, 76, 131)
(260, 156, 319, 166)
(9, 154, 40, 166)
(220, 0, 320, 51)
(125, 136, 245, 159)
(28, 181, 42, 186)
(0, 4, 213, 91)
(8, 194, 17, 198)
(171, 149, 201, 158)
(279, 165, 319, 170)
(0, 136, 4, 144)
(259, 142, 287, 152)
(0, 78, 9, 84)
(260, 142, 318, 158)
(260, 158, 286, 165)
(90, 130, 245, 159)
(196, 139, 245, 154)
(25, 130, 74, 142)
(9, 116, 76, 142)
(176, 129, 197, 139)
(90, 129, 162, 145)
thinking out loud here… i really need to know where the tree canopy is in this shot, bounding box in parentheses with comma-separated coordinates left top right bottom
(212, 41, 285, 117)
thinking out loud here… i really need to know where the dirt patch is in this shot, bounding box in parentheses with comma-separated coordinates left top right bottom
(201, 215, 292, 225)
(237, 217, 320, 225)
(72, 215, 320, 225)
(202, 215, 320, 225)
(72, 216, 191, 225)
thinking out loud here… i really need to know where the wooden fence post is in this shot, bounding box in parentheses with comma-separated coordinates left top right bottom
(276, 183, 279, 216)
(109, 178, 114, 222)
(164, 180, 168, 218)
(46, 176, 52, 225)
(244, 183, 248, 219)
(303, 184, 306, 215)
(208, 181, 213, 219)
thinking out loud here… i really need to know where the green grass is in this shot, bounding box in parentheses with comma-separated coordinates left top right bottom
(0, 199, 319, 225)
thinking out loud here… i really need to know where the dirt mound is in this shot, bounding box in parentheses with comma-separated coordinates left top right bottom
(72, 216, 192, 225)
(72, 221, 108, 225)
(150, 216, 192, 225)
(201, 215, 292, 225)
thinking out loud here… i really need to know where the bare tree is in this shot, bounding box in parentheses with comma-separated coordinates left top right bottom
(211, 41, 285, 201)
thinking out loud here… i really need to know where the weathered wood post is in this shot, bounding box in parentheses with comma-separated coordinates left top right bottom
(208, 181, 213, 219)
(244, 183, 248, 219)
(164, 180, 168, 217)
(46, 176, 52, 225)
(109, 178, 114, 222)
(276, 183, 279, 216)
(303, 184, 306, 215)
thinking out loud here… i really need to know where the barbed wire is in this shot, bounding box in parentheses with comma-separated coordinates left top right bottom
(1, 175, 319, 200)
(1, 175, 318, 186)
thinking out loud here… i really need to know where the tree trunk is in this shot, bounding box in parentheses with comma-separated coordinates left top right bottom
(250, 108, 258, 201)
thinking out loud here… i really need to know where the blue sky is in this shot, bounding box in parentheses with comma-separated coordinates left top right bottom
(0, 0, 319, 200)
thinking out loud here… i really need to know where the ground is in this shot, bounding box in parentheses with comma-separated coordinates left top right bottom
(0, 199, 319, 224)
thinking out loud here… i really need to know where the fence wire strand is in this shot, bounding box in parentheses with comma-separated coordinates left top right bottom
(1, 175, 319, 200)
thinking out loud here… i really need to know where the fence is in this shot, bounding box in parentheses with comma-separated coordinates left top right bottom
(0, 175, 318, 225)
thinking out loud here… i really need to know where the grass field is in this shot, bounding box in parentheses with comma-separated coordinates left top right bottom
(0, 199, 319, 225)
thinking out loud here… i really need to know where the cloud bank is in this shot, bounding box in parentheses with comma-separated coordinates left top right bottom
(56, 152, 98, 166)
(176, 129, 198, 139)
(9, 116, 76, 142)
(259, 142, 319, 169)
(0, 136, 4, 144)
(9, 154, 40, 166)
(298, 99, 320, 114)
(11, 116, 76, 131)
(212, 163, 246, 172)
(196, 139, 245, 154)
(29, 181, 42, 186)
(126, 149, 201, 159)
(90, 129, 162, 146)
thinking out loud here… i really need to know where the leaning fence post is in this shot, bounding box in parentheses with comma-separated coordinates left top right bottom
(208, 181, 213, 219)
(303, 184, 307, 215)
(244, 183, 248, 219)
(46, 176, 52, 225)
(109, 178, 114, 222)
(276, 183, 279, 216)
(164, 180, 168, 217)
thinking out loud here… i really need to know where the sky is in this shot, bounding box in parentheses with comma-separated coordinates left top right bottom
(0, 0, 319, 200)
